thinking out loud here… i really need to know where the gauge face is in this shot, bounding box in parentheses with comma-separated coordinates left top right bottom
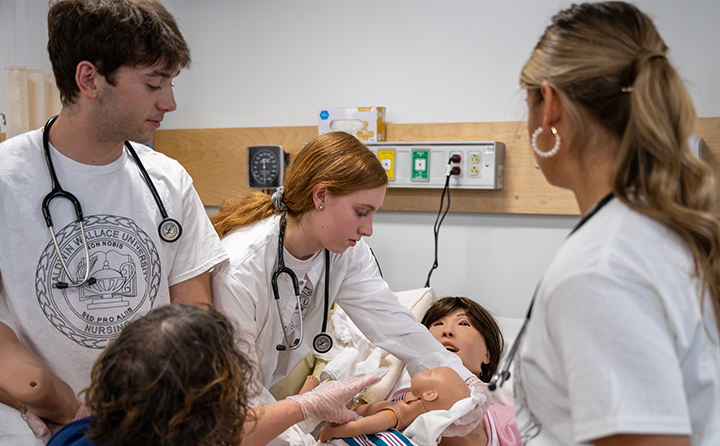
(251, 149, 280, 186)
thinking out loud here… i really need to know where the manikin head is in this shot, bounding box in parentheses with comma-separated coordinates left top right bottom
(395, 367, 470, 428)
(423, 297, 503, 382)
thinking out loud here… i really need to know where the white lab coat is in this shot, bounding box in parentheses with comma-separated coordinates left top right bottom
(211, 215, 470, 444)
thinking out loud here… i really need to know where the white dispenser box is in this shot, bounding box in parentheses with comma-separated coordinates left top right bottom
(318, 107, 386, 142)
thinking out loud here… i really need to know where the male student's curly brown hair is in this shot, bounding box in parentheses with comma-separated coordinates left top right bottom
(84, 305, 256, 446)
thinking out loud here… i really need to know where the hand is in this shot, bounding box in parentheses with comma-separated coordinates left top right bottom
(318, 421, 341, 443)
(24, 402, 89, 444)
(442, 378, 491, 437)
(25, 411, 62, 444)
(288, 369, 385, 425)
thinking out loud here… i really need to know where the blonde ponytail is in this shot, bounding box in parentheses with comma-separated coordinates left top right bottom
(617, 50, 720, 330)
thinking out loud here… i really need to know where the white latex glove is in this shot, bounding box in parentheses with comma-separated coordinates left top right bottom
(287, 368, 387, 425)
(442, 377, 491, 437)
(25, 403, 90, 444)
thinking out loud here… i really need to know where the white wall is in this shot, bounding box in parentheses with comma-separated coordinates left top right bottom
(4, 1, 720, 317)
(174, 0, 720, 318)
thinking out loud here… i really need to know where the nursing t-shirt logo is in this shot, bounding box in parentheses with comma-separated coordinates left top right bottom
(35, 215, 161, 349)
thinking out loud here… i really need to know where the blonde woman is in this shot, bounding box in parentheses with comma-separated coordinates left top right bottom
(513, 2, 720, 446)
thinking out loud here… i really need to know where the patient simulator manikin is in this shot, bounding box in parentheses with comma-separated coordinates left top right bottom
(318, 367, 470, 443)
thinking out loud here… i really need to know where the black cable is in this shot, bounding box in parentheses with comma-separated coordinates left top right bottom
(425, 170, 453, 288)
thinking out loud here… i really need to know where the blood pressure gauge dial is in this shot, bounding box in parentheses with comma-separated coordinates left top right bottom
(247, 145, 287, 188)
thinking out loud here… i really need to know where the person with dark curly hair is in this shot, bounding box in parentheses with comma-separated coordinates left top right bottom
(46, 305, 381, 446)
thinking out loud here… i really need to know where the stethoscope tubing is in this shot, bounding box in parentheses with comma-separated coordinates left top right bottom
(273, 214, 332, 353)
(273, 216, 303, 350)
(42, 116, 93, 288)
(41, 115, 180, 289)
(124, 141, 170, 220)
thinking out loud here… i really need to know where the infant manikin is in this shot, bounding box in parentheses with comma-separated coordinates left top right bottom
(318, 367, 470, 442)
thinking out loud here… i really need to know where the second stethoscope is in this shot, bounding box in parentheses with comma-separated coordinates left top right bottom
(489, 192, 614, 391)
(41, 115, 182, 289)
(272, 215, 333, 354)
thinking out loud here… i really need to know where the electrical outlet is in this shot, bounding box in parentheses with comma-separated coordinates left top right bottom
(469, 165, 480, 176)
(450, 152, 462, 177)
(469, 152, 480, 164)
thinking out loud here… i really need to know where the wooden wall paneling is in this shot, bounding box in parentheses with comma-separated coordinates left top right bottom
(151, 117, 720, 214)
(153, 126, 316, 207)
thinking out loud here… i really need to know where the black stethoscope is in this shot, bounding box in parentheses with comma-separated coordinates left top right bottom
(272, 215, 333, 354)
(489, 192, 614, 391)
(41, 116, 182, 289)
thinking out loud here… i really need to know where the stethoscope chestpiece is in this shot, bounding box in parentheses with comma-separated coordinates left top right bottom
(159, 218, 182, 243)
(313, 333, 333, 354)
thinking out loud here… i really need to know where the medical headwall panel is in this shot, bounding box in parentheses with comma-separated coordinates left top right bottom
(152, 118, 720, 215)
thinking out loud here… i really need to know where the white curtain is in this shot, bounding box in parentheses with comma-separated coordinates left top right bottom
(3, 0, 61, 139)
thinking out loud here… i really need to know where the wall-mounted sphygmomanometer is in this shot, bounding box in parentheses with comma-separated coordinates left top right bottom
(247, 145, 291, 189)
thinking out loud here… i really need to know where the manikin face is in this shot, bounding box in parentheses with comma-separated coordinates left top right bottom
(314, 186, 387, 254)
(428, 309, 489, 377)
(93, 62, 179, 145)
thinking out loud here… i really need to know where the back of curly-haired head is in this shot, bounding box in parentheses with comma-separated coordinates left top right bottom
(421, 297, 503, 383)
(84, 305, 255, 446)
(520, 1, 720, 336)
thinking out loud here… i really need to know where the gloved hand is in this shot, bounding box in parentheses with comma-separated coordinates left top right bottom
(288, 369, 386, 425)
(24, 402, 90, 444)
(442, 377, 491, 437)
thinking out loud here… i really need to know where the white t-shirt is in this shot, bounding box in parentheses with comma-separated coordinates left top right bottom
(514, 198, 720, 445)
(0, 129, 227, 444)
(211, 214, 471, 445)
